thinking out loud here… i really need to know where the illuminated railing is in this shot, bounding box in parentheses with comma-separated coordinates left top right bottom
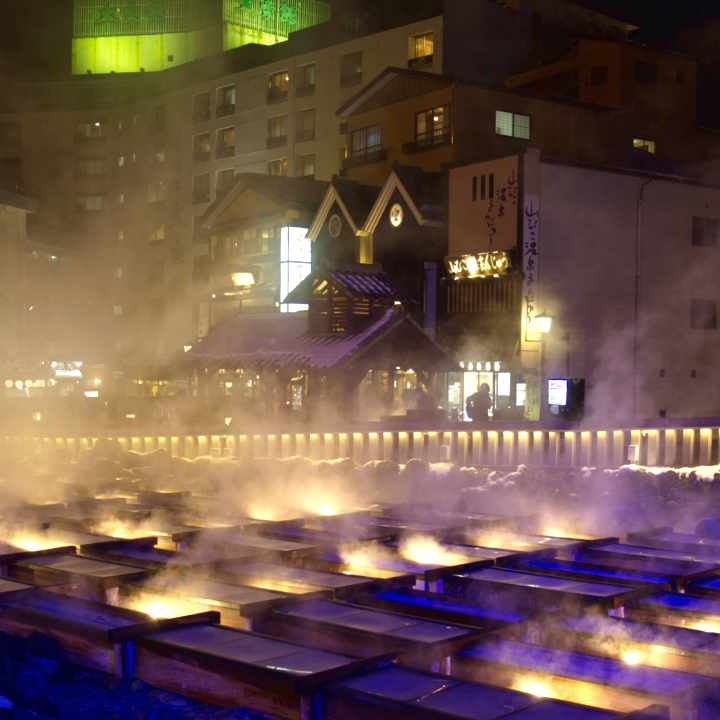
(3, 425, 717, 468)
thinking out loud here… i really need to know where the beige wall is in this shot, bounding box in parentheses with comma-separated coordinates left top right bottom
(532, 155, 720, 423)
(448, 156, 520, 257)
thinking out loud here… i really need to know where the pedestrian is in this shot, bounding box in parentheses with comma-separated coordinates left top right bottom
(466, 383, 492, 422)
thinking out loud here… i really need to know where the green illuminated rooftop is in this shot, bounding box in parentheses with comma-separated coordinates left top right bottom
(72, 0, 331, 75)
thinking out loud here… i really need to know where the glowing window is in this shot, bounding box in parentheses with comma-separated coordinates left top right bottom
(298, 154, 316, 177)
(495, 110, 530, 140)
(412, 32, 434, 59)
(268, 158, 288, 176)
(633, 138, 656, 154)
(280, 227, 311, 313)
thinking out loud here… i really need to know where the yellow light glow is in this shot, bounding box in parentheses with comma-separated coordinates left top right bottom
(399, 535, 468, 566)
(8, 533, 61, 552)
(514, 677, 551, 698)
(121, 592, 206, 620)
(91, 519, 170, 541)
(621, 648, 643, 666)
(231, 272, 255, 288)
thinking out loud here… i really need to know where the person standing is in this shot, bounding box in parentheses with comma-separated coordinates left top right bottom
(466, 383, 492, 422)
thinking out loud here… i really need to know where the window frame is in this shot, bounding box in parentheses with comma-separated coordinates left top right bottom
(268, 158, 289, 177)
(340, 51, 363, 87)
(268, 70, 291, 103)
(217, 85, 236, 117)
(495, 110, 531, 140)
(350, 125, 382, 159)
(216, 126, 236, 158)
(296, 108, 316, 142)
(414, 105, 451, 147)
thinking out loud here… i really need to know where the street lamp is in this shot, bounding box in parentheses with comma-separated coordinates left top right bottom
(535, 312, 553, 335)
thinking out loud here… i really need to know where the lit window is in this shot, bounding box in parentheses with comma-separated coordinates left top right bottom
(298, 154, 315, 177)
(76, 121, 105, 139)
(115, 267, 124, 279)
(268, 158, 288, 176)
(495, 110, 531, 140)
(410, 32, 434, 66)
(633, 138, 656, 154)
(216, 126, 236, 157)
(113, 305, 124, 317)
(350, 125, 382, 158)
(117, 155, 125, 167)
(154, 149, 166, 163)
(280, 227, 311, 312)
(415, 105, 450, 146)
(268, 71, 290, 102)
(193, 133, 211, 161)
(149, 225, 166, 243)
(147, 181, 166, 204)
(117, 230, 125, 243)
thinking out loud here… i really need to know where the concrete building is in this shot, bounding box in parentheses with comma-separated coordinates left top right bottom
(447, 149, 720, 424)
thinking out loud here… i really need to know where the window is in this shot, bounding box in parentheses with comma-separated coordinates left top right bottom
(76, 194, 104, 211)
(296, 109, 316, 142)
(147, 180, 167, 204)
(115, 267, 124, 280)
(149, 225, 166, 244)
(633, 138, 656, 154)
(76, 121, 105, 139)
(193, 173, 210, 203)
(117, 155, 126, 168)
(298, 153, 316, 178)
(118, 192, 126, 206)
(691, 299, 717, 330)
(589, 66, 608, 86)
(216, 126, 236, 158)
(415, 105, 450, 146)
(193, 133, 211, 162)
(409, 32, 434, 67)
(217, 168, 236, 196)
(154, 148, 166, 164)
(472, 173, 495, 201)
(76, 158, 107, 176)
(280, 227, 312, 312)
(635, 61, 658, 84)
(495, 111, 531, 140)
(350, 125, 382, 159)
(268, 158, 288, 176)
(297, 64, 316, 96)
(340, 52, 363, 87)
(692, 217, 720, 248)
(268, 71, 290, 103)
(113, 305, 124, 317)
(193, 92, 211, 122)
(217, 85, 236, 116)
(267, 116, 288, 148)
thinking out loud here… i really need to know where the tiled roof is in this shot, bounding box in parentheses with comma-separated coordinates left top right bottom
(331, 270, 396, 298)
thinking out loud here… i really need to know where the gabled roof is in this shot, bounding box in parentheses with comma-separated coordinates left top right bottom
(284, 268, 397, 305)
(307, 178, 379, 242)
(337, 66, 454, 118)
(201, 173, 328, 230)
(182, 307, 457, 372)
(362, 163, 445, 235)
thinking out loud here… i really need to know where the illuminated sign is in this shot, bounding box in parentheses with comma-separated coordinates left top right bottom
(548, 379, 568, 407)
(446, 251, 511, 280)
(52, 361, 84, 379)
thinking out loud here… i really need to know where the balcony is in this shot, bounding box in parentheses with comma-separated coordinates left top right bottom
(267, 87, 288, 104)
(402, 129, 451, 154)
(266, 135, 288, 149)
(296, 128, 315, 143)
(193, 150, 211, 163)
(296, 83, 315, 98)
(408, 54, 433, 70)
(216, 103, 236, 118)
(216, 145, 235, 159)
(343, 145, 385, 169)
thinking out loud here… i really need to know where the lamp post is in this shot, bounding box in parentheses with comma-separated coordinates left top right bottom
(534, 313, 553, 423)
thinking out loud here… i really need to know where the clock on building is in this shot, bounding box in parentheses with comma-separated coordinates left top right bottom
(328, 213, 343, 237)
(389, 203, 404, 228)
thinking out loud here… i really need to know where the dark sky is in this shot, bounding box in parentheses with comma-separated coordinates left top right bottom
(2, 0, 719, 77)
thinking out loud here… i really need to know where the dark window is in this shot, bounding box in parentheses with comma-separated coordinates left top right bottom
(472, 176, 477, 202)
(635, 61, 658, 84)
(340, 52, 363, 87)
(216, 169, 236, 196)
(193, 173, 210, 204)
(297, 64, 316, 96)
(193, 133, 211, 162)
(296, 109, 316, 142)
(480, 175, 486, 200)
(350, 125, 382, 158)
(691, 299, 717, 329)
(692, 217, 719, 247)
(151, 105, 165, 132)
(589, 66, 608, 86)
(488, 173, 495, 199)
(267, 115, 288, 148)
(216, 126, 236, 158)
(298, 154, 315, 178)
(193, 92, 210, 122)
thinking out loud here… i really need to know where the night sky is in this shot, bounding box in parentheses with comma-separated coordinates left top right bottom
(1, 0, 719, 77)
